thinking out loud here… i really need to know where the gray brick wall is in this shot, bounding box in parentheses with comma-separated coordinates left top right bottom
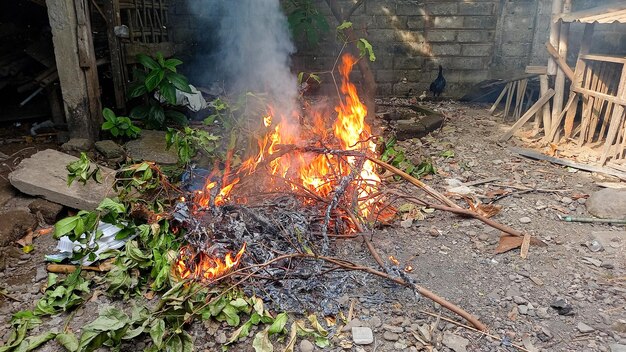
(167, 0, 626, 98)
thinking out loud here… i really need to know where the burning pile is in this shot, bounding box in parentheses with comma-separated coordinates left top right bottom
(174, 54, 389, 286)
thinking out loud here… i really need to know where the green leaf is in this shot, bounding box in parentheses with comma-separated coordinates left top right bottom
(150, 319, 165, 348)
(77, 330, 108, 352)
(165, 71, 192, 93)
(314, 336, 330, 348)
(102, 108, 116, 121)
(149, 105, 166, 127)
(309, 74, 321, 84)
(337, 21, 353, 30)
(297, 72, 304, 84)
(164, 110, 188, 126)
(229, 298, 249, 309)
(166, 334, 183, 352)
(145, 69, 165, 92)
(268, 312, 287, 335)
(127, 81, 148, 98)
(136, 54, 160, 70)
(252, 329, 273, 352)
(130, 104, 150, 120)
(84, 306, 129, 331)
(156, 52, 165, 67)
(54, 216, 79, 238)
(180, 331, 193, 352)
(97, 198, 126, 214)
(15, 331, 56, 352)
(160, 81, 177, 105)
(357, 38, 376, 62)
(307, 314, 328, 337)
(164, 58, 183, 72)
(56, 333, 79, 352)
(101, 121, 114, 130)
(221, 305, 240, 326)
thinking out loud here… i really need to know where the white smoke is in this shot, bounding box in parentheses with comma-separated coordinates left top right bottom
(187, 0, 298, 122)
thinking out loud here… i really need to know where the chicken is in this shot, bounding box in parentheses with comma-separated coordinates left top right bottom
(419, 90, 427, 102)
(429, 65, 446, 97)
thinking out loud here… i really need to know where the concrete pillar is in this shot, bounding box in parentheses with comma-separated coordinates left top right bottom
(46, 0, 102, 142)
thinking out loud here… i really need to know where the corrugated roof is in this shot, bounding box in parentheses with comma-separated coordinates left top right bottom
(556, 3, 626, 24)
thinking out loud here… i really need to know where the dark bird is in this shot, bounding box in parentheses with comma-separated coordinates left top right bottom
(429, 65, 446, 97)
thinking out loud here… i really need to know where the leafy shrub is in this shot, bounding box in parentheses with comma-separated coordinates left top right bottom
(101, 108, 141, 139)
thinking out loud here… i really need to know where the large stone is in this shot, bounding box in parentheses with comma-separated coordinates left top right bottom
(0, 209, 37, 246)
(95, 140, 125, 159)
(28, 199, 64, 224)
(0, 177, 15, 207)
(610, 344, 626, 352)
(395, 114, 444, 140)
(586, 188, 626, 219)
(125, 130, 178, 165)
(8, 149, 115, 211)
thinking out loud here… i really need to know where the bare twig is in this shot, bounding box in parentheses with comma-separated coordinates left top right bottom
(367, 156, 460, 209)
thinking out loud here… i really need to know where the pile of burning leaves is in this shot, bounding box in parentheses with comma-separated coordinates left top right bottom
(4, 53, 534, 351)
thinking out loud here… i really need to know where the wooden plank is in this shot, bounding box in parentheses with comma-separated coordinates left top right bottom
(504, 81, 516, 120)
(540, 75, 552, 137)
(545, 42, 575, 81)
(588, 62, 611, 143)
(584, 61, 604, 143)
(509, 147, 626, 180)
(548, 0, 564, 75)
(600, 66, 626, 165)
(525, 66, 548, 74)
(500, 89, 555, 142)
(548, 92, 578, 142)
(515, 79, 528, 120)
(581, 54, 626, 64)
(572, 86, 626, 106)
(104, 0, 126, 110)
(577, 64, 595, 144)
(489, 83, 509, 115)
(565, 24, 594, 139)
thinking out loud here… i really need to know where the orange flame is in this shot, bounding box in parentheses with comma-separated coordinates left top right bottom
(175, 242, 246, 282)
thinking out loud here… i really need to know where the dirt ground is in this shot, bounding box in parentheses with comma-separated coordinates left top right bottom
(0, 102, 625, 352)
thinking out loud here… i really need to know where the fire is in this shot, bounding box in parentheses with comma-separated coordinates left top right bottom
(176, 53, 387, 283)
(175, 243, 246, 281)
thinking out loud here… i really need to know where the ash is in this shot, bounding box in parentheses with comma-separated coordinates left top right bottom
(174, 194, 360, 315)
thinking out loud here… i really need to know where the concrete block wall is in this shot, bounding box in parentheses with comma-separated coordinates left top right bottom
(167, 0, 626, 98)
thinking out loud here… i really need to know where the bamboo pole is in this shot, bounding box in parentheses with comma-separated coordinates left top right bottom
(540, 75, 552, 137)
(551, 0, 571, 143)
(547, 0, 564, 76)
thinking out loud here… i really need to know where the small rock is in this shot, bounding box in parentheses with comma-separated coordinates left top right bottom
(577, 198, 587, 205)
(561, 197, 573, 204)
(442, 331, 469, 352)
(341, 318, 363, 332)
(445, 179, 463, 187)
(448, 186, 473, 195)
(610, 344, 626, 352)
(0, 209, 38, 247)
(518, 305, 528, 315)
(586, 240, 604, 252)
(551, 298, 574, 316)
(367, 316, 382, 329)
(383, 331, 399, 341)
(299, 339, 315, 352)
(519, 217, 532, 224)
(215, 331, 227, 344)
(613, 320, 626, 333)
(125, 130, 178, 165)
(400, 218, 413, 228)
(383, 324, 404, 333)
(478, 234, 489, 241)
(394, 341, 408, 349)
(61, 138, 92, 152)
(352, 327, 373, 345)
(34, 266, 47, 282)
(537, 307, 549, 319)
(513, 296, 527, 305)
(578, 322, 595, 333)
(95, 140, 125, 159)
(601, 262, 615, 269)
(587, 188, 626, 219)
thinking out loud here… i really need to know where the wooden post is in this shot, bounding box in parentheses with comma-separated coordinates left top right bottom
(547, 0, 564, 76)
(103, 0, 126, 110)
(551, 0, 571, 143)
(539, 75, 552, 137)
(46, 0, 102, 142)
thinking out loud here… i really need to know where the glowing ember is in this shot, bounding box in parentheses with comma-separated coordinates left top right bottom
(175, 243, 246, 282)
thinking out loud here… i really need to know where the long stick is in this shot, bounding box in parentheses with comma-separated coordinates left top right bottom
(367, 156, 460, 209)
(361, 235, 487, 331)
